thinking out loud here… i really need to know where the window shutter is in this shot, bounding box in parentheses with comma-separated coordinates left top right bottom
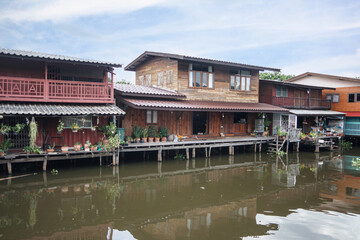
(157, 72, 164, 86)
(166, 70, 173, 84)
(138, 76, 144, 86)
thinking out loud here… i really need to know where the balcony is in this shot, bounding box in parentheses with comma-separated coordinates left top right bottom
(0, 76, 114, 103)
(272, 96, 331, 109)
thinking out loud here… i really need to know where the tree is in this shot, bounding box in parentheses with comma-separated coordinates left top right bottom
(116, 79, 130, 84)
(259, 72, 295, 81)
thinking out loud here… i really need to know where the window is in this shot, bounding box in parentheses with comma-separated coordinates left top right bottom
(62, 116, 92, 128)
(234, 112, 247, 123)
(138, 75, 144, 85)
(145, 74, 151, 86)
(230, 70, 251, 91)
(325, 95, 332, 101)
(349, 93, 355, 103)
(188, 64, 214, 89)
(146, 110, 158, 124)
(166, 70, 173, 84)
(157, 72, 163, 86)
(357, 93, 360, 102)
(276, 86, 288, 97)
(326, 94, 339, 103)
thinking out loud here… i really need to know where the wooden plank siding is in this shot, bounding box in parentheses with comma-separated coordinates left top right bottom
(322, 86, 360, 112)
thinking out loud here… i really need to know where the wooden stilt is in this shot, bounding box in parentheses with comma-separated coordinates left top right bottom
(296, 142, 300, 152)
(158, 148, 162, 162)
(205, 148, 208, 158)
(315, 144, 320, 153)
(254, 143, 257, 153)
(43, 171, 47, 187)
(7, 161, 12, 175)
(259, 143, 262, 153)
(42, 155, 47, 171)
(186, 159, 189, 170)
(192, 159, 195, 168)
(192, 148, 196, 158)
(276, 136, 279, 155)
(99, 154, 102, 166)
(286, 140, 289, 154)
(143, 151, 146, 160)
(186, 148, 190, 160)
(208, 147, 212, 158)
(112, 152, 116, 166)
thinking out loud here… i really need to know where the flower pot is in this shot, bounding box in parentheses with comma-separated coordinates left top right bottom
(135, 138, 141, 143)
(84, 147, 90, 152)
(142, 138, 147, 143)
(148, 137, 154, 143)
(161, 137, 167, 142)
(0, 152, 5, 156)
(155, 137, 160, 142)
(47, 149, 55, 153)
(91, 146, 97, 151)
(25, 151, 31, 154)
(61, 146, 69, 153)
(103, 140, 109, 145)
(74, 144, 81, 151)
(72, 129, 78, 133)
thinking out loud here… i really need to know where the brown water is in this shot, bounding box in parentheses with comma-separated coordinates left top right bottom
(0, 148, 360, 240)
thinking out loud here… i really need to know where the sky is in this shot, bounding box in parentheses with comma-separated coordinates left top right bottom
(1, 0, 360, 83)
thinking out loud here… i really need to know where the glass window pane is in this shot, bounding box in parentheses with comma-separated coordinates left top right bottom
(333, 95, 339, 102)
(241, 77, 246, 91)
(236, 76, 240, 90)
(195, 72, 201, 87)
(349, 94, 355, 102)
(230, 76, 235, 89)
(246, 77, 250, 91)
(202, 72, 208, 87)
(189, 72, 194, 87)
(326, 95, 332, 101)
(357, 94, 360, 102)
(241, 70, 251, 76)
(276, 86, 281, 97)
(209, 73, 213, 88)
(153, 111, 158, 123)
(282, 87, 288, 97)
(146, 110, 152, 124)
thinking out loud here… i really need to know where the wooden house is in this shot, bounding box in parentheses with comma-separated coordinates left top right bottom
(0, 48, 124, 151)
(259, 78, 345, 135)
(285, 72, 360, 136)
(116, 51, 288, 138)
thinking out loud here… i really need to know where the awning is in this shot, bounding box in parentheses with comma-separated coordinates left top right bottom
(0, 103, 125, 116)
(289, 109, 345, 116)
(121, 98, 289, 113)
(344, 112, 360, 117)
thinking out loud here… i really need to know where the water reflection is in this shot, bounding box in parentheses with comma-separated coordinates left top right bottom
(0, 150, 359, 240)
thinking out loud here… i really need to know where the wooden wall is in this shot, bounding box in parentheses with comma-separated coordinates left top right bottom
(259, 82, 274, 104)
(323, 87, 360, 112)
(0, 57, 44, 78)
(177, 61, 259, 103)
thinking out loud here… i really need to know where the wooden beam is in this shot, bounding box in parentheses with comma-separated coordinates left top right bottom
(42, 155, 47, 171)
(7, 161, 12, 175)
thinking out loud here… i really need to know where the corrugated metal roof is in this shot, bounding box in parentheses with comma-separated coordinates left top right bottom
(289, 109, 345, 116)
(125, 51, 280, 72)
(114, 84, 186, 98)
(122, 98, 289, 113)
(0, 48, 122, 67)
(0, 103, 125, 116)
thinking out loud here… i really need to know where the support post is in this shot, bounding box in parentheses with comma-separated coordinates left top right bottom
(186, 148, 190, 160)
(254, 142, 257, 153)
(7, 161, 12, 175)
(259, 143, 262, 153)
(276, 136, 279, 155)
(158, 148, 162, 162)
(43, 155, 48, 171)
(205, 147, 208, 158)
(112, 152, 116, 166)
(296, 142, 300, 152)
(192, 148, 196, 158)
(286, 140, 289, 154)
(99, 154, 102, 166)
(208, 147, 212, 158)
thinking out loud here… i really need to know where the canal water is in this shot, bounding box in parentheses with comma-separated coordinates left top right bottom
(0, 148, 360, 240)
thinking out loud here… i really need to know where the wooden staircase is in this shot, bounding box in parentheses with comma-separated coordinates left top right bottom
(267, 136, 287, 154)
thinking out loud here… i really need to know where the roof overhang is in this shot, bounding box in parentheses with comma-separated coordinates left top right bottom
(0, 103, 125, 116)
(286, 72, 360, 84)
(125, 51, 280, 72)
(289, 109, 346, 117)
(120, 98, 289, 113)
(344, 112, 360, 117)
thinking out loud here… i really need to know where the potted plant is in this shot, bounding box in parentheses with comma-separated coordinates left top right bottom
(142, 126, 149, 143)
(57, 120, 64, 134)
(91, 145, 98, 151)
(0, 149, 4, 156)
(155, 134, 160, 143)
(74, 142, 82, 151)
(159, 126, 169, 142)
(61, 145, 69, 153)
(300, 132, 307, 140)
(84, 140, 91, 151)
(108, 134, 121, 151)
(12, 123, 25, 135)
(148, 126, 156, 143)
(31, 146, 43, 154)
(133, 126, 142, 143)
(0, 139, 13, 155)
(126, 136, 133, 144)
(71, 123, 80, 133)
(0, 124, 11, 135)
(91, 125, 97, 131)
(47, 143, 55, 153)
(23, 146, 32, 154)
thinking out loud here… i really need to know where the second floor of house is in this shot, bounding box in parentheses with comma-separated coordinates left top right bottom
(125, 51, 280, 103)
(323, 86, 360, 112)
(0, 48, 122, 104)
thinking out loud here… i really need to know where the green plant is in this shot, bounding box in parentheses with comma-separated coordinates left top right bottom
(352, 157, 360, 170)
(133, 126, 142, 139)
(159, 126, 169, 138)
(174, 153, 186, 160)
(51, 169, 59, 175)
(48, 143, 55, 150)
(85, 140, 91, 146)
(148, 126, 157, 138)
(278, 150, 286, 157)
(23, 146, 32, 153)
(108, 134, 121, 150)
(0, 149, 4, 154)
(264, 115, 271, 130)
(70, 123, 80, 131)
(108, 122, 117, 137)
(31, 146, 43, 154)
(12, 123, 25, 134)
(341, 140, 352, 151)
(29, 118, 37, 148)
(142, 126, 149, 138)
(300, 132, 307, 139)
(275, 125, 280, 136)
(0, 139, 13, 153)
(74, 142, 82, 146)
(0, 123, 11, 135)
(57, 120, 64, 133)
(310, 132, 317, 138)
(279, 131, 287, 137)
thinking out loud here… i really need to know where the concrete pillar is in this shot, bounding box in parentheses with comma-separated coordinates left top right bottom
(205, 148, 208, 158)
(192, 148, 196, 158)
(208, 147, 212, 158)
(186, 148, 190, 160)
(254, 143, 257, 153)
(99, 154, 102, 166)
(259, 143, 262, 153)
(158, 148, 162, 162)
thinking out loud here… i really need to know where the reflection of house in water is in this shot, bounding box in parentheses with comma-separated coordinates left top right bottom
(271, 161, 300, 188)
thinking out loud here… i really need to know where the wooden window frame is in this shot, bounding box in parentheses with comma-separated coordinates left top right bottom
(229, 74, 251, 91)
(276, 86, 288, 97)
(348, 93, 356, 103)
(146, 110, 158, 124)
(188, 70, 214, 89)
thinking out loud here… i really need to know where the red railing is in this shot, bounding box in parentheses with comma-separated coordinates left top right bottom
(272, 96, 331, 109)
(0, 76, 113, 103)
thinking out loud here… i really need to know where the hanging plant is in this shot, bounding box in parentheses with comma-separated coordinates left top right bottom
(57, 120, 64, 134)
(12, 123, 25, 135)
(70, 123, 80, 133)
(29, 118, 38, 148)
(0, 123, 11, 135)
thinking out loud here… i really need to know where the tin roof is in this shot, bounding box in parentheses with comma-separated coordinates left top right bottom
(125, 51, 280, 72)
(289, 109, 345, 116)
(0, 103, 125, 116)
(122, 98, 289, 113)
(286, 72, 360, 83)
(0, 48, 122, 67)
(114, 84, 186, 99)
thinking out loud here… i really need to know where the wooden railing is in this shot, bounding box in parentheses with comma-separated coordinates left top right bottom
(272, 97, 331, 109)
(0, 76, 113, 103)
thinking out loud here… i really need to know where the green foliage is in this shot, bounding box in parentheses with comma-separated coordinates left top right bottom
(142, 126, 149, 138)
(29, 118, 37, 148)
(341, 140, 352, 151)
(70, 123, 80, 131)
(310, 132, 317, 138)
(24, 145, 43, 154)
(100, 122, 117, 138)
(0, 123, 11, 135)
(259, 72, 295, 81)
(148, 125, 157, 138)
(159, 126, 169, 138)
(51, 169, 59, 175)
(23, 146, 32, 152)
(108, 134, 121, 150)
(12, 123, 25, 134)
(0, 139, 13, 153)
(133, 126, 142, 139)
(352, 157, 360, 170)
(48, 143, 55, 150)
(278, 150, 286, 157)
(116, 79, 130, 84)
(300, 132, 307, 139)
(174, 153, 186, 160)
(57, 120, 64, 133)
(74, 142, 82, 146)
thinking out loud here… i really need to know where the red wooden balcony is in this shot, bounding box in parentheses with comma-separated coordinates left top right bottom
(272, 96, 331, 109)
(0, 76, 114, 103)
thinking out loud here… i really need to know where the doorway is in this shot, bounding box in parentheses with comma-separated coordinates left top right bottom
(193, 112, 207, 135)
